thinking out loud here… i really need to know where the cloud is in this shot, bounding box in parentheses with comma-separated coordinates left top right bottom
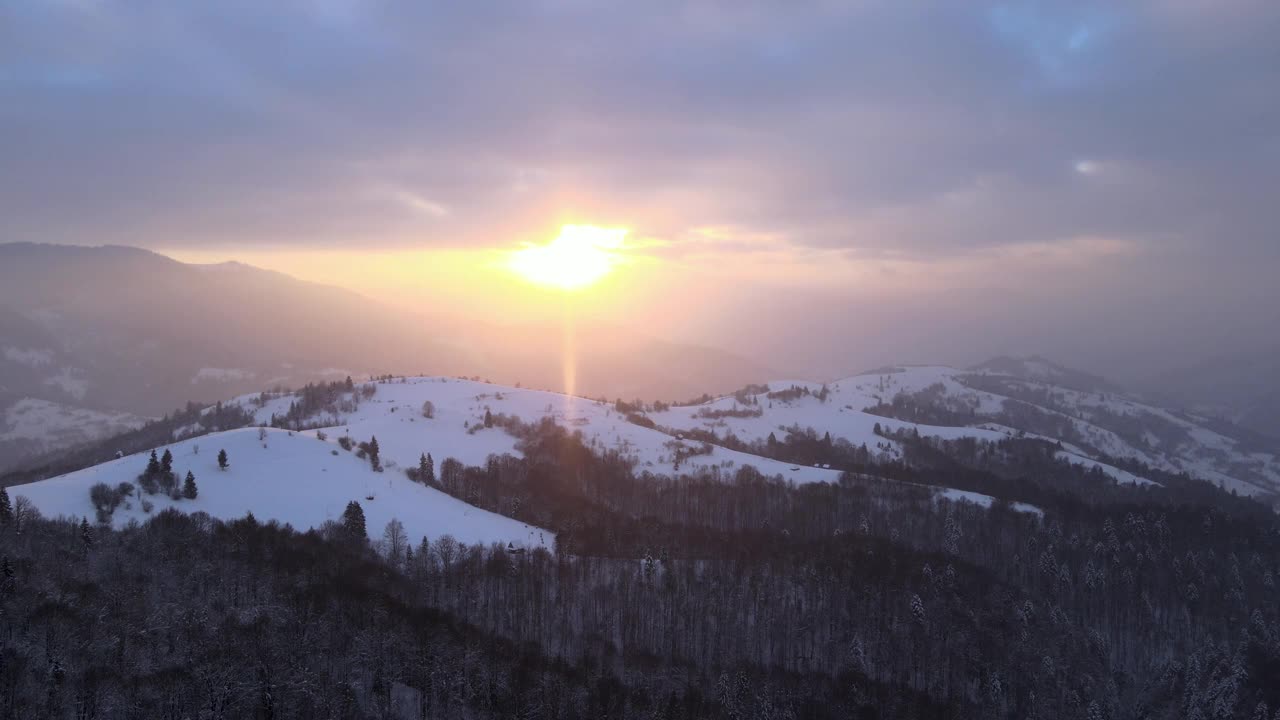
(1, 1, 1276, 276)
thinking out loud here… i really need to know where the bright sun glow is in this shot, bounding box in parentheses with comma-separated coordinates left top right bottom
(508, 225, 628, 290)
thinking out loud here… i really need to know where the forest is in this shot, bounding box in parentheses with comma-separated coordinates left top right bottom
(4, 410, 1277, 718)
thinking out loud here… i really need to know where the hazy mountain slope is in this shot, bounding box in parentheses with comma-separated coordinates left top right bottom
(1134, 348, 1280, 440)
(841, 363, 1280, 496)
(0, 243, 465, 414)
(0, 394, 147, 471)
(0, 242, 775, 418)
(969, 355, 1121, 394)
(457, 324, 779, 405)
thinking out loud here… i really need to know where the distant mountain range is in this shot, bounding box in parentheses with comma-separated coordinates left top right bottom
(0, 242, 776, 469)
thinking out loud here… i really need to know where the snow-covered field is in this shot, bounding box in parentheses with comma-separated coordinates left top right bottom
(13, 427, 552, 550)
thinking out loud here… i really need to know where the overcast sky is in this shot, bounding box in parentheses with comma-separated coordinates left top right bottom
(2, 0, 1277, 380)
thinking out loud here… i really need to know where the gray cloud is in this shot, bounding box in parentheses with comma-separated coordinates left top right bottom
(3, 0, 1276, 256)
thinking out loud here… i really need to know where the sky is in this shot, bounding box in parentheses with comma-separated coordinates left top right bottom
(2, 0, 1278, 381)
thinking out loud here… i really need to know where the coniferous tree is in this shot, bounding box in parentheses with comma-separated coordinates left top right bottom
(218, 449, 229, 470)
(183, 471, 199, 499)
(368, 436, 381, 470)
(79, 518, 93, 549)
(139, 450, 162, 494)
(159, 449, 177, 494)
(417, 452, 436, 485)
(342, 501, 367, 542)
(0, 487, 11, 527)
(484, 409, 494, 428)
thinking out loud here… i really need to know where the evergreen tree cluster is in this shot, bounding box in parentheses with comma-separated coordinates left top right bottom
(266, 379, 359, 430)
(406, 452, 436, 485)
(137, 448, 177, 495)
(123, 448, 199, 507)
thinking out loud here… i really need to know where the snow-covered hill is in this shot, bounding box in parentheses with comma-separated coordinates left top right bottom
(13, 374, 1048, 540)
(236, 377, 842, 485)
(692, 364, 1279, 497)
(14, 427, 551, 550)
(15, 361, 1273, 541)
(222, 376, 1042, 515)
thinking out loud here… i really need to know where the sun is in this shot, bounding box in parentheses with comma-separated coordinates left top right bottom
(508, 225, 627, 290)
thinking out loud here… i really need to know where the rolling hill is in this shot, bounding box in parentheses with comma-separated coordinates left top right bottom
(13, 426, 551, 550)
(24, 355, 1278, 546)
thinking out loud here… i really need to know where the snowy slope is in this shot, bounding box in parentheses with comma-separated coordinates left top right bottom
(959, 369, 1280, 495)
(651, 368, 1011, 458)
(634, 364, 1276, 496)
(862, 365, 1277, 495)
(13, 427, 552, 550)
(29, 362, 1260, 538)
(16, 371, 1048, 546)
(233, 377, 844, 485)
(219, 377, 1040, 515)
